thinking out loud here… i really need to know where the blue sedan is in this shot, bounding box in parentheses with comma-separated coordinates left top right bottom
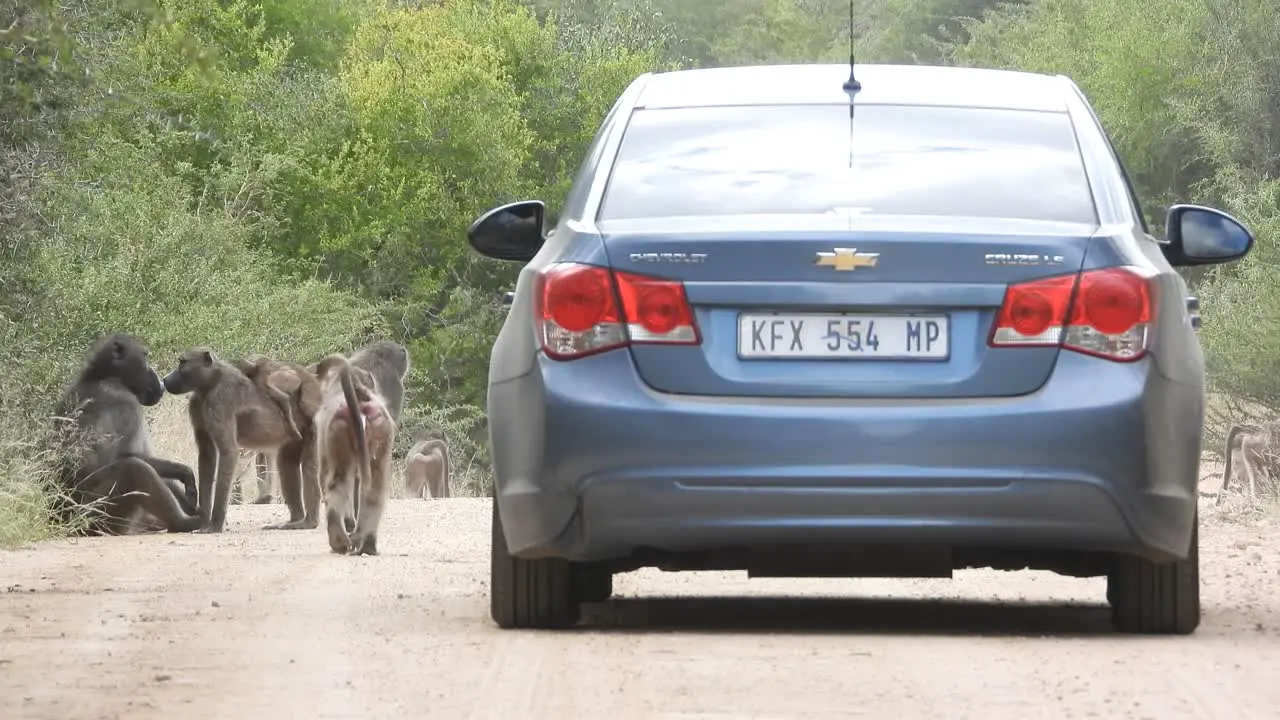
(466, 63, 1254, 634)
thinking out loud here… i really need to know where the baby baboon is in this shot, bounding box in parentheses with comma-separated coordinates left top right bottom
(161, 348, 319, 533)
(50, 334, 201, 535)
(312, 353, 398, 555)
(405, 430, 451, 499)
(233, 355, 321, 442)
(1218, 420, 1280, 505)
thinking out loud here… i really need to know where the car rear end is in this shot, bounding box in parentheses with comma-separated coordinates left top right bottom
(488, 64, 1204, 633)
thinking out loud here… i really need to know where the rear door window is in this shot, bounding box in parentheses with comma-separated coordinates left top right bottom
(599, 103, 1099, 225)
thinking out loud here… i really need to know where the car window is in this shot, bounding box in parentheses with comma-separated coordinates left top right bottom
(599, 103, 1099, 225)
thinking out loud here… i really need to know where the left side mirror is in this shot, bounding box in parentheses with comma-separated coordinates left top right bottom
(1162, 204, 1255, 267)
(467, 200, 546, 263)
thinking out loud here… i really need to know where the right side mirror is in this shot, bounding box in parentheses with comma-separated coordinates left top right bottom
(1162, 204, 1255, 267)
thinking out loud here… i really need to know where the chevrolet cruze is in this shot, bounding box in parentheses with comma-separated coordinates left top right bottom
(466, 63, 1255, 633)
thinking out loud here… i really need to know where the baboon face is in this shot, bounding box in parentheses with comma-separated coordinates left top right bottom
(89, 334, 166, 407)
(161, 348, 217, 395)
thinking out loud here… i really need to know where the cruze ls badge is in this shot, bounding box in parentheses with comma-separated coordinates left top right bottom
(815, 247, 880, 271)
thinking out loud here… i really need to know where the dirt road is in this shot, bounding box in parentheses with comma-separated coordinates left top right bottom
(2, 499, 1279, 719)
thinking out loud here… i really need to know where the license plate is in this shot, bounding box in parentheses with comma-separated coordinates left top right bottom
(737, 313, 950, 360)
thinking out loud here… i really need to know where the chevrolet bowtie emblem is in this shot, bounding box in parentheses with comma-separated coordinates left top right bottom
(815, 247, 880, 271)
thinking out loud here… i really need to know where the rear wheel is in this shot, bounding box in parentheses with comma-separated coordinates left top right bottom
(575, 565, 614, 603)
(489, 498, 581, 629)
(1107, 515, 1200, 635)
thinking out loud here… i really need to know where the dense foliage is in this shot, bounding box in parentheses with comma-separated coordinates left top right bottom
(3, 0, 1278, 540)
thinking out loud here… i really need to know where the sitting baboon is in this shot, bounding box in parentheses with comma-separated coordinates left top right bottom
(161, 348, 319, 533)
(1218, 420, 1280, 505)
(49, 334, 201, 535)
(405, 430, 451, 499)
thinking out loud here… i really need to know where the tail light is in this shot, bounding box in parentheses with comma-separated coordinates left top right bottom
(990, 266, 1156, 362)
(535, 262, 700, 360)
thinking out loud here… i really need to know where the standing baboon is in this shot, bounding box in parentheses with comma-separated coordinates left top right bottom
(1218, 420, 1280, 505)
(405, 430, 451, 499)
(293, 340, 410, 527)
(312, 353, 398, 555)
(50, 334, 201, 535)
(160, 348, 319, 533)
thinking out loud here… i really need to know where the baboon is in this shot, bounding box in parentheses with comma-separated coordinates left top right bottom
(160, 348, 319, 533)
(1218, 420, 1280, 505)
(233, 355, 321, 507)
(312, 353, 398, 555)
(229, 451, 276, 505)
(347, 340, 410, 422)
(50, 334, 201, 535)
(252, 452, 275, 503)
(289, 340, 410, 530)
(405, 430, 451, 499)
(233, 355, 322, 442)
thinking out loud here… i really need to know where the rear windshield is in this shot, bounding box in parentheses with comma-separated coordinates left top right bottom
(599, 104, 1098, 224)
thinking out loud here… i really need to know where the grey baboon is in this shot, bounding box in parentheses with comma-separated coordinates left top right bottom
(405, 430, 451, 499)
(50, 334, 201, 535)
(312, 353, 398, 555)
(346, 340, 410, 422)
(1218, 420, 1280, 505)
(160, 347, 319, 533)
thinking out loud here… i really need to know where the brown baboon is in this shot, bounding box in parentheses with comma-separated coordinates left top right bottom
(312, 353, 398, 555)
(160, 348, 319, 533)
(50, 334, 201, 535)
(1218, 420, 1280, 505)
(233, 355, 322, 442)
(405, 430, 451, 499)
(292, 340, 410, 530)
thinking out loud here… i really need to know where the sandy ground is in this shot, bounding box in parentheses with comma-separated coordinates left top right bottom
(1, 497, 1279, 720)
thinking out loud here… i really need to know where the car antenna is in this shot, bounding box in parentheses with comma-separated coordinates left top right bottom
(841, 0, 860, 93)
(841, 0, 858, 172)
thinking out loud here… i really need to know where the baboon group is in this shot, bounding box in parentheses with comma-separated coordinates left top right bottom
(49, 334, 453, 555)
(1217, 418, 1280, 505)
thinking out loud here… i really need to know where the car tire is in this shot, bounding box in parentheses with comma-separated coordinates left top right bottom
(1107, 514, 1200, 635)
(489, 498, 581, 629)
(575, 565, 614, 603)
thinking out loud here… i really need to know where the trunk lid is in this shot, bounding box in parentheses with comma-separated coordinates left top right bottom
(600, 213, 1096, 399)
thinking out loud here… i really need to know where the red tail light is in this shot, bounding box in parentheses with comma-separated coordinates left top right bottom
(989, 266, 1155, 362)
(535, 263, 700, 360)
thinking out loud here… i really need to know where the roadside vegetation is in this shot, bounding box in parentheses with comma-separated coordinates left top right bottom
(3, 0, 1278, 544)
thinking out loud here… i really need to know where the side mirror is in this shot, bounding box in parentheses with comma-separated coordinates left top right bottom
(1162, 204, 1254, 267)
(467, 200, 546, 263)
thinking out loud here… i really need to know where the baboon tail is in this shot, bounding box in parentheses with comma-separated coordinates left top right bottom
(339, 364, 373, 501)
(438, 439, 451, 498)
(1222, 424, 1247, 496)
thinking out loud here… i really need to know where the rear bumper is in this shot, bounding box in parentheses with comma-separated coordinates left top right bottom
(487, 348, 1202, 566)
